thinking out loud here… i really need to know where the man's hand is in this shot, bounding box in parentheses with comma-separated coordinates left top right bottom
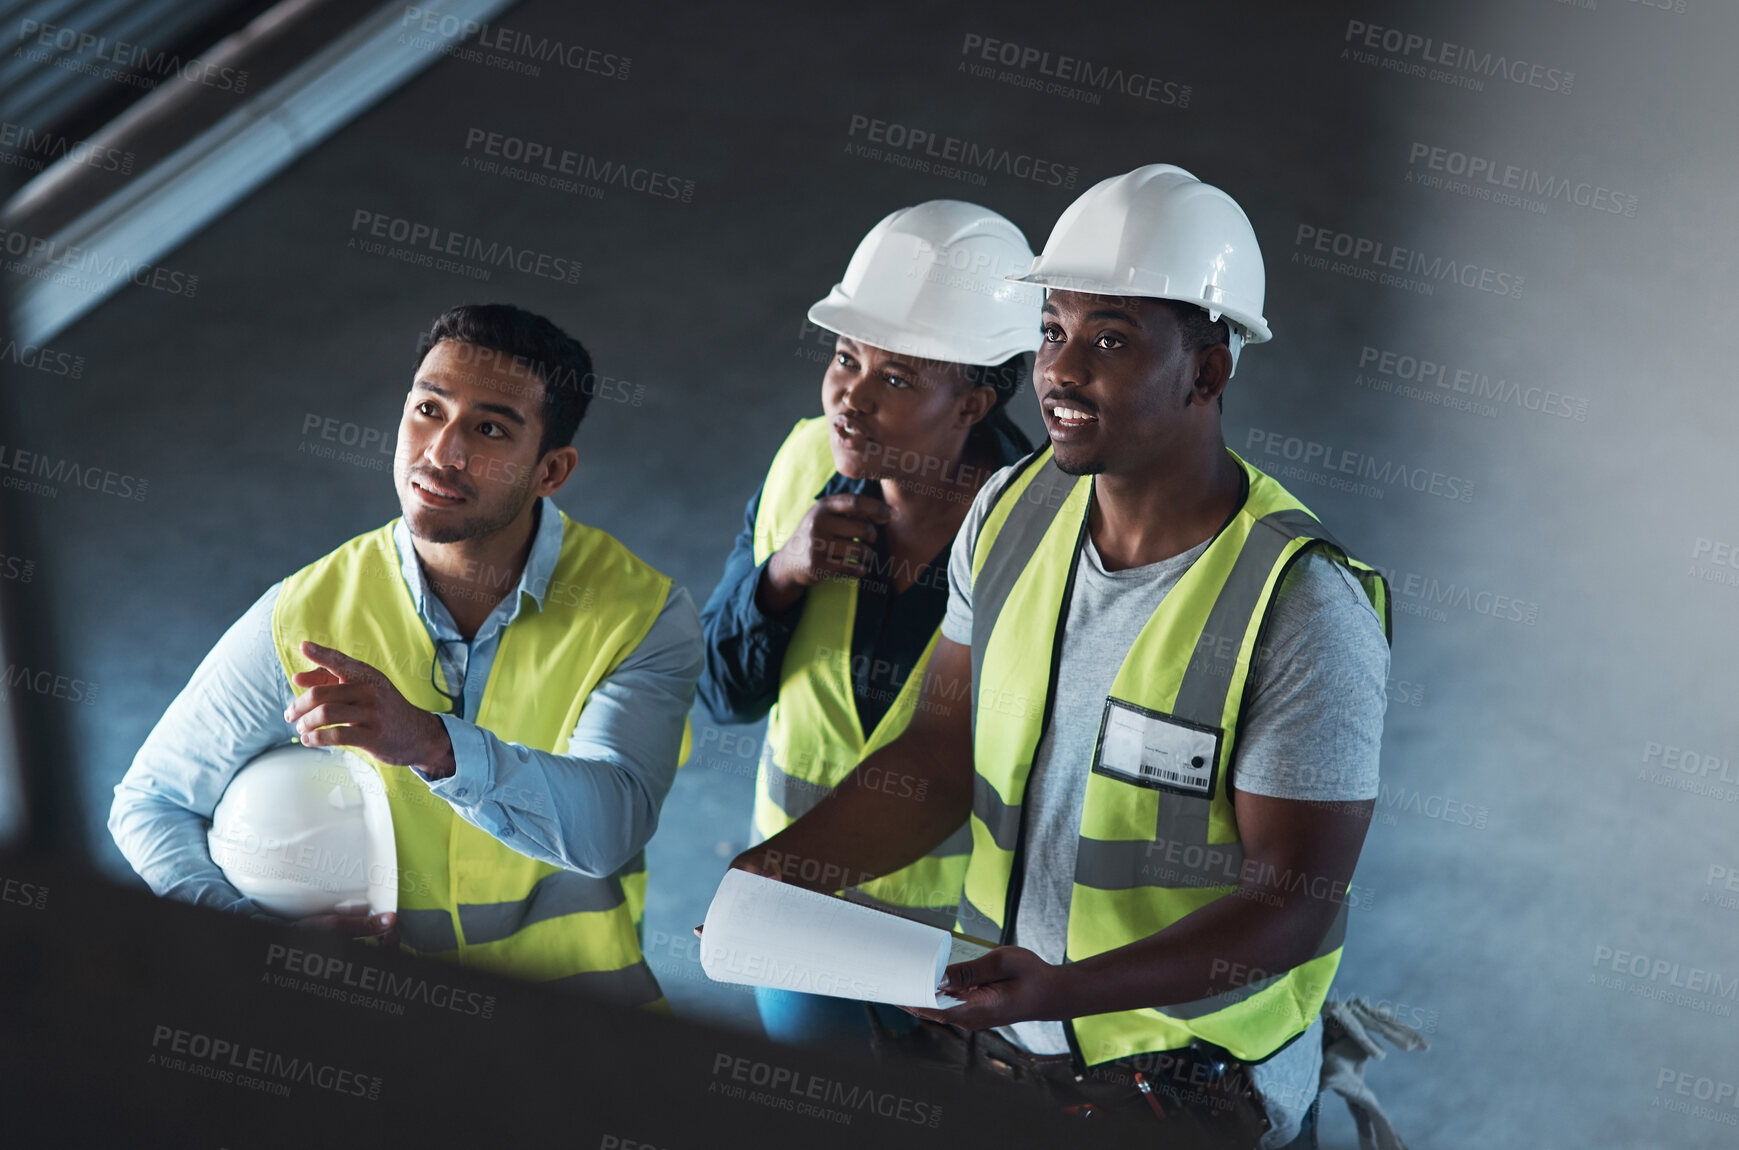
(728, 847, 787, 882)
(901, 946, 1066, 1031)
(722, 636, 977, 896)
(758, 494, 893, 614)
(294, 910, 399, 947)
(285, 641, 456, 776)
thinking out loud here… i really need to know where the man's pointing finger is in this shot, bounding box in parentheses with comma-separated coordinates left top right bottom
(300, 640, 375, 680)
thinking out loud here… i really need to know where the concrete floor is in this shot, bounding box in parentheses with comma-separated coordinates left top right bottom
(5, 1, 1736, 1145)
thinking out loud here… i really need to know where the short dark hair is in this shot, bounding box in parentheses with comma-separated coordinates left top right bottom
(1163, 298, 1230, 355)
(414, 303, 594, 456)
(962, 352, 1036, 457)
(960, 352, 1031, 409)
(1158, 299, 1230, 410)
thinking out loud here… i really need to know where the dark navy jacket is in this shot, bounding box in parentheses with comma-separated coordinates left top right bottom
(698, 422, 1029, 736)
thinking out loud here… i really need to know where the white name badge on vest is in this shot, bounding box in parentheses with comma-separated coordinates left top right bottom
(1091, 698, 1224, 800)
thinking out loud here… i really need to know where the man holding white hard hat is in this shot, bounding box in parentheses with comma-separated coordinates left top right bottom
(733, 166, 1391, 1147)
(111, 303, 702, 1009)
(202, 743, 400, 922)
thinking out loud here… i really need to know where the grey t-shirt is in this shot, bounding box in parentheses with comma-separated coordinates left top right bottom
(941, 462, 1390, 1147)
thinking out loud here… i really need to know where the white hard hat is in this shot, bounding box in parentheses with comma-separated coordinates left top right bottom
(208, 743, 397, 919)
(1011, 164, 1271, 371)
(808, 199, 1043, 367)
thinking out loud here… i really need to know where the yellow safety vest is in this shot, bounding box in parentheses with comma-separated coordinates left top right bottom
(748, 417, 971, 928)
(271, 508, 675, 1009)
(961, 446, 1390, 1066)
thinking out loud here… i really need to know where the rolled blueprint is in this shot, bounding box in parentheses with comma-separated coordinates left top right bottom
(699, 869, 989, 1008)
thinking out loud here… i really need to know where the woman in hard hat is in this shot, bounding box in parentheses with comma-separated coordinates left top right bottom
(697, 200, 1043, 1048)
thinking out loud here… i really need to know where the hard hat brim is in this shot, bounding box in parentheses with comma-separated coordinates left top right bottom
(806, 297, 1042, 367)
(1004, 272, 1272, 345)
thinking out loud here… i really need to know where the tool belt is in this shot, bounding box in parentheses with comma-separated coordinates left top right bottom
(871, 1013, 1271, 1148)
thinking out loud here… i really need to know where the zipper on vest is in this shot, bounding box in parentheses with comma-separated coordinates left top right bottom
(999, 488, 1091, 1082)
(997, 492, 1091, 946)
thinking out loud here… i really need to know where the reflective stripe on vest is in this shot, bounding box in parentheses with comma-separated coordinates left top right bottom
(962, 447, 1390, 1065)
(271, 510, 673, 1007)
(748, 416, 970, 929)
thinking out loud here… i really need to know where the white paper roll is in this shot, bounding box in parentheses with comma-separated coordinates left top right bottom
(700, 870, 968, 1008)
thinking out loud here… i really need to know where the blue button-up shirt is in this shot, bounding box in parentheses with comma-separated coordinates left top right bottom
(108, 497, 702, 920)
